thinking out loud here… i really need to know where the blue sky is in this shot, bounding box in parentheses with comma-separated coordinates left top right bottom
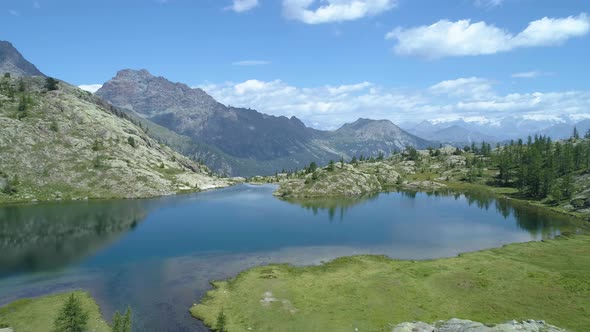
(2, 0, 589, 129)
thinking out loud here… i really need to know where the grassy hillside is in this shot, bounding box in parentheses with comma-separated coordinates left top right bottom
(0, 75, 232, 204)
(192, 235, 590, 332)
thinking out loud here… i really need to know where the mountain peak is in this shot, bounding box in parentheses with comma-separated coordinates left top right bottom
(96, 68, 220, 116)
(114, 68, 154, 80)
(340, 118, 398, 131)
(0, 40, 45, 77)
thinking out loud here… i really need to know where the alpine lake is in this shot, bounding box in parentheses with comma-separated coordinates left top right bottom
(0, 184, 583, 331)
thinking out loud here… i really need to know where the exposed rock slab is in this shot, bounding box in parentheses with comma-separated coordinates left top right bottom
(392, 318, 565, 332)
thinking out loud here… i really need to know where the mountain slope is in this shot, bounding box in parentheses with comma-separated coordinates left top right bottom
(327, 118, 431, 156)
(408, 120, 499, 143)
(97, 70, 432, 176)
(0, 75, 230, 204)
(431, 125, 497, 144)
(0, 41, 45, 77)
(537, 119, 590, 140)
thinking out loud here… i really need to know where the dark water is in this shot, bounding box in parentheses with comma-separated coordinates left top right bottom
(0, 184, 582, 331)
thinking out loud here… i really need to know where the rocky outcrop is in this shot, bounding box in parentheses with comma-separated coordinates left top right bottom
(392, 318, 565, 332)
(0, 41, 45, 77)
(273, 161, 402, 198)
(0, 75, 233, 204)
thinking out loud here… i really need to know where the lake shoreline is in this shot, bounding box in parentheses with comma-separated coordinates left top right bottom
(191, 234, 590, 332)
(0, 179, 239, 207)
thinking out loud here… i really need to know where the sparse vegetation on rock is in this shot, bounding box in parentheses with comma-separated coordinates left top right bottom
(0, 76, 234, 204)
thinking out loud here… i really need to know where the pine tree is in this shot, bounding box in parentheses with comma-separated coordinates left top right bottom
(561, 173, 575, 200)
(215, 310, 227, 332)
(309, 161, 317, 172)
(573, 126, 580, 140)
(112, 307, 132, 332)
(52, 294, 88, 332)
(327, 160, 335, 171)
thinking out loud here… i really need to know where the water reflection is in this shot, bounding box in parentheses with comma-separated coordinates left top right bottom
(0, 200, 151, 277)
(283, 188, 578, 239)
(0, 185, 585, 332)
(283, 193, 379, 222)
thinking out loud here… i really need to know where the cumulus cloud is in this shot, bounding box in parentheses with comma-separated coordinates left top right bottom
(227, 0, 259, 13)
(283, 0, 397, 24)
(386, 13, 590, 58)
(232, 60, 271, 66)
(429, 77, 494, 99)
(78, 84, 103, 93)
(511, 71, 552, 79)
(197, 78, 590, 129)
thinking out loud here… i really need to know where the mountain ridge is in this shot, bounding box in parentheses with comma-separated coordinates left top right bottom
(0, 41, 45, 78)
(97, 69, 432, 176)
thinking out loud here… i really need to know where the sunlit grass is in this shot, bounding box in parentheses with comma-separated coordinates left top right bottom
(192, 235, 590, 332)
(0, 291, 110, 332)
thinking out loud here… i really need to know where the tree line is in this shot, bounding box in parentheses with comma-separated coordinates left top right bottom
(493, 129, 590, 201)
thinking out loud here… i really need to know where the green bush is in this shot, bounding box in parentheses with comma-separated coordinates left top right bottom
(127, 136, 136, 148)
(45, 77, 59, 91)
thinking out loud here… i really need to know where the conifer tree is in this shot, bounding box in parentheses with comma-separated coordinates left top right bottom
(52, 294, 88, 332)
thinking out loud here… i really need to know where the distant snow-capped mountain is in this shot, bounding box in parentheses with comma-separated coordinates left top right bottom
(401, 116, 586, 142)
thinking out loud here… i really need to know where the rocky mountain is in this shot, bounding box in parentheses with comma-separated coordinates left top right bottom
(0, 75, 231, 204)
(327, 118, 430, 157)
(97, 70, 432, 176)
(431, 125, 497, 144)
(537, 119, 590, 140)
(408, 120, 499, 143)
(0, 41, 45, 77)
(405, 117, 577, 142)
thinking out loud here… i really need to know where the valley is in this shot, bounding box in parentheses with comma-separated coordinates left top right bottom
(1, 2, 590, 329)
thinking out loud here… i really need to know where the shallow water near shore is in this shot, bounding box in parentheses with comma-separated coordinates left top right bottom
(0, 184, 582, 331)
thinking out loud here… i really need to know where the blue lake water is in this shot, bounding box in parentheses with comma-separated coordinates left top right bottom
(0, 184, 582, 331)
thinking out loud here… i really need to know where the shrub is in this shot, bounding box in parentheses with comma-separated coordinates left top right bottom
(50, 120, 59, 132)
(46, 77, 59, 91)
(127, 136, 136, 148)
(2, 175, 19, 195)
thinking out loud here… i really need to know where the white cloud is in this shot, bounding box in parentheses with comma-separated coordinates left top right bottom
(232, 60, 271, 66)
(9, 9, 19, 16)
(474, 0, 503, 7)
(227, 0, 259, 13)
(283, 0, 397, 24)
(78, 84, 103, 93)
(429, 77, 494, 99)
(386, 13, 590, 58)
(33, 2, 41, 9)
(511, 71, 552, 79)
(198, 78, 590, 129)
